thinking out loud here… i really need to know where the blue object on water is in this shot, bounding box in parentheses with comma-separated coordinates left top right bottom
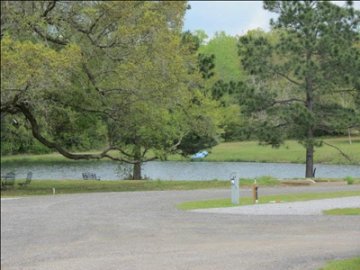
(191, 151, 209, 159)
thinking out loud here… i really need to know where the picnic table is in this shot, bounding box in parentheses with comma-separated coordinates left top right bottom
(1, 172, 15, 190)
(82, 172, 101, 181)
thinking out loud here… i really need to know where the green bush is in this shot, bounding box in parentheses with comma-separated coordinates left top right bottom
(345, 176, 354, 185)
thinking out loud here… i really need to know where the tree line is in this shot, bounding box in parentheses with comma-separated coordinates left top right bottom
(1, 1, 359, 178)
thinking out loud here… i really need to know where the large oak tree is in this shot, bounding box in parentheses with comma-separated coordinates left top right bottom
(1, 1, 218, 179)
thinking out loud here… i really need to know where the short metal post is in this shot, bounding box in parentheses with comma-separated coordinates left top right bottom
(252, 179, 258, 204)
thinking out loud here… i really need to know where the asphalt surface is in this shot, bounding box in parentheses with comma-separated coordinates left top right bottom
(1, 185, 360, 270)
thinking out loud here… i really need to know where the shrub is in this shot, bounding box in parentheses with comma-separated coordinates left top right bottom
(345, 176, 354, 185)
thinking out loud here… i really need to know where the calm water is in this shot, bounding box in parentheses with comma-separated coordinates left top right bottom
(1, 161, 360, 181)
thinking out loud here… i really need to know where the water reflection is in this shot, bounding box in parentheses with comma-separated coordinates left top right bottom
(1, 161, 359, 181)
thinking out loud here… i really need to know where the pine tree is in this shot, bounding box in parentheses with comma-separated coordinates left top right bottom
(238, 1, 360, 177)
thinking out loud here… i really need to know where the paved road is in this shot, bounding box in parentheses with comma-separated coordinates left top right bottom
(1, 185, 360, 270)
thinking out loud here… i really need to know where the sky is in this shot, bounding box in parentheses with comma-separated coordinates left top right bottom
(184, 1, 360, 39)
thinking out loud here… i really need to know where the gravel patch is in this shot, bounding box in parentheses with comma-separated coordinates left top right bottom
(192, 196, 360, 215)
(2, 187, 360, 270)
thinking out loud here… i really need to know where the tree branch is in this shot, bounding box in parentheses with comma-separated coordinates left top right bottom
(42, 1, 57, 18)
(114, 147, 133, 158)
(82, 63, 104, 95)
(323, 141, 352, 162)
(140, 148, 158, 162)
(274, 70, 302, 86)
(1, 85, 29, 113)
(15, 102, 137, 163)
(271, 98, 305, 106)
(329, 88, 359, 93)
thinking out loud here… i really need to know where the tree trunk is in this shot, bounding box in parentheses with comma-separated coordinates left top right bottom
(305, 86, 315, 178)
(348, 128, 352, 144)
(305, 55, 315, 178)
(132, 161, 142, 180)
(132, 144, 142, 180)
(305, 142, 314, 178)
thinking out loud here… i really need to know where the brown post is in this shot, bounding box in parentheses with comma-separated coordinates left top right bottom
(252, 180, 258, 204)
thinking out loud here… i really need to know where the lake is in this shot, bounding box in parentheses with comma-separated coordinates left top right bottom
(1, 161, 359, 180)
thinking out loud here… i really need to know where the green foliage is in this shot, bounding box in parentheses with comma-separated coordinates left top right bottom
(198, 53, 215, 79)
(199, 31, 245, 82)
(238, 4, 360, 136)
(1, 1, 220, 180)
(177, 131, 218, 156)
(193, 30, 208, 45)
(345, 176, 354, 185)
(0, 116, 51, 155)
(237, 2, 360, 176)
(181, 30, 200, 53)
(192, 31, 246, 141)
(1, 35, 82, 90)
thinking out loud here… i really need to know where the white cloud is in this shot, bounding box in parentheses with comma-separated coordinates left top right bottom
(184, 1, 274, 38)
(184, 1, 359, 38)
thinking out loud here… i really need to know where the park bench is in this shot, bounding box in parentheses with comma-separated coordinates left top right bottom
(1, 172, 16, 190)
(18, 171, 33, 187)
(82, 172, 101, 181)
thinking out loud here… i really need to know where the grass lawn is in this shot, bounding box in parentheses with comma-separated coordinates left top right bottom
(177, 190, 360, 210)
(0, 177, 283, 197)
(319, 257, 360, 270)
(323, 208, 360, 215)
(1, 177, 358, 197)
(202, 137, 360, 164)
(1, 137, 359, 165)
(0, 179, 229, 197)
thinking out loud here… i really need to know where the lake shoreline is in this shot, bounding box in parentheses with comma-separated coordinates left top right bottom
(1, 154, 359, 166)
(2, 159, 360, 165)
(2, 161, 360, 181)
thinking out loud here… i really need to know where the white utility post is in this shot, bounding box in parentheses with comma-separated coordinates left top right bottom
(230, 173, 239, 205)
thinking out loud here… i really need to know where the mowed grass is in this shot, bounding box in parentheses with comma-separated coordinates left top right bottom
(319, 257, 360, 270)
(177, 190, 360, 210)
(1, 137, 359, 165)
(203, 137, 360, 164)
(4, 177, 357, 197)
(0, 177, 285, 197)
(0, 180, 229, 197)
(323, 208, 360, 215)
